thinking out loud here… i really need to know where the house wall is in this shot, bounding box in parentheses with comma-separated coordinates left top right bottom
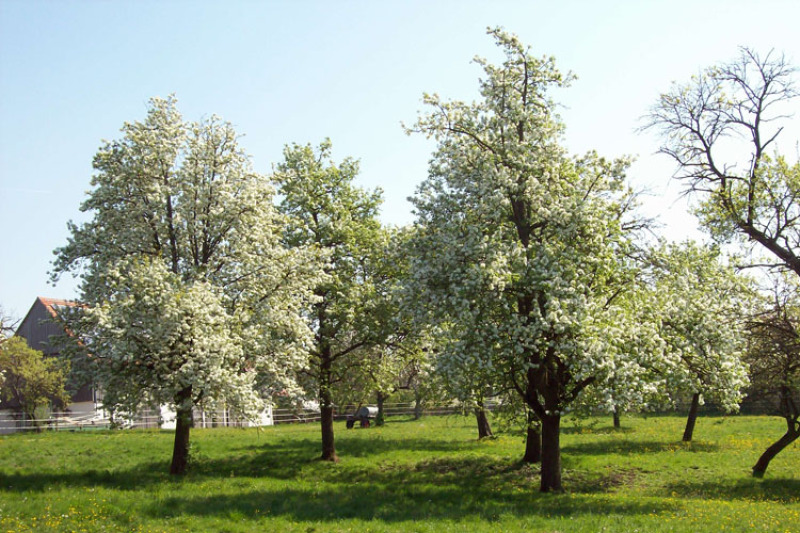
(12, 297, 96, 408)
(15, 299, 63, 356)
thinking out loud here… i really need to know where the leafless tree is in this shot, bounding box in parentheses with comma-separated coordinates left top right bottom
(0, 306, 20, 344)
(646, 48, 800, 273)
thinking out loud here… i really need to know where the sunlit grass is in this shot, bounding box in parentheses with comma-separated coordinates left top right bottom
(0, 414, 798, 532)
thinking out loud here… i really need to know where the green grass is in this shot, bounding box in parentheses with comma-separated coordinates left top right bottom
(0, 414, 798, 532)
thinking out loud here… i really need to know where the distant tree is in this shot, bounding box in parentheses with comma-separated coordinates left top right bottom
(368, 228, 434, 427)
(0, 306, 18, 344)
(0, 337, 70, 430)
(275, 139, 385, 462)
(0, 305, 11, 388)
(649, 242, 751, 442)
(577, 243, 752, 438)
(568, 292, 664, 432)
(52, 96, 321, 474)
(406, 350, 448, 421)
(425, 324, 502, 440)
(746, 279, 800, 478)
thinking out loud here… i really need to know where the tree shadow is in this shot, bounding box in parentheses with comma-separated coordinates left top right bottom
(145, 458, 678, 524)
(561, 425, 636, 435)
(0, 462, 172, 492)
(148, 487, 676, 523)
(191, 432, 479, 480)
(0, 431, 654, 503)
(664, 477, 800, 503)
(563, 439, 719, 456)
(369, 415, 453, 425)
(0, 432, 475, 492)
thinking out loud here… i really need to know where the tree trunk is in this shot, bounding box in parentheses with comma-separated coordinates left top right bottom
(752, 422, 800, 477)
(613, 406, 621, 429)
(319, 355, 338, 462)
(109, 409, 120, 430)
(474, 402, 493, 439)
(540, 413, 562, 492)
(753, 387, 800, 478)
(413, 389, 423, 420)
(170, 386, 193, 475)
(320, 402, 338, 461)
(682, 392, 701, 442)
(376, 391, 386, 426)
(522, 424, 541, 463)
(522, 410, 541, 463)
(25, 409, 42, 433)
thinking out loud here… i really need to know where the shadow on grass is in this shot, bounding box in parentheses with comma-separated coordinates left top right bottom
(364, 415, 456, 425)
(0, 462, 171, 492)
(664, 477, 800, 503)
(193, 431, 476, 474)
(561, 423, 637, 435)
(148, 489, 679, 524)
(563, 439, 719, 456)
(0, 432, 472, 492)
(0, 433, 652, 503)
(146, 460, 678, 524)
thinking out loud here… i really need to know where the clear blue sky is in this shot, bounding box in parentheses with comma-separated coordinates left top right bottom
(1, 0, 799, 321)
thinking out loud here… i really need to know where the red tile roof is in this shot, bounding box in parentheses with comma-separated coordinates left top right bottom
(37, 297, 81, 319)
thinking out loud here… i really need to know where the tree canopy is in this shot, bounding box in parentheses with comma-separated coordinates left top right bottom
(274, 139, 386, 461)
(0, 336, 70, 428)
(405, 28, 654, 492)
(52, 96, 322, 474)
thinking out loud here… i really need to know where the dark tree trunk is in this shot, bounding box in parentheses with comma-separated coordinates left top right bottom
(474, 403, 493, 439)
(315, 298, 339, 462)
(109, 409, 120, 430)
(613, 406, 621, 429)
(540, 413, 562, 492)
(376, 391, 386, 426)
(522, 422, 541, 463)
(170, 386, 193, 475)
(413, 389, 423, 420)
(319, 354, 338, 462)
(753, 387, 800, 477)
(683, 392, 701, 442)
(25, 409, 43, 433)
(752, 423, 800, 477)
(320, 402, 338, 461)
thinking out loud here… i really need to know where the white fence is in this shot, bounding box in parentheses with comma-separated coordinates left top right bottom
(272, 402, 462, 424)
(0, 410, 112, 434)
(0, 402, 465, 433)
(0, 406, 273, 434)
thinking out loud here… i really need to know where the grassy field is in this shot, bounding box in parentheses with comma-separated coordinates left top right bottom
(0, 414, 798, 532)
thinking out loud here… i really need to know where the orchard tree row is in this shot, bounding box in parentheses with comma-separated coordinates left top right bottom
(47, 29, 800, 491)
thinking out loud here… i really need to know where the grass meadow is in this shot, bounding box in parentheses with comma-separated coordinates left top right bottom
(0, 414, 798, 532)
